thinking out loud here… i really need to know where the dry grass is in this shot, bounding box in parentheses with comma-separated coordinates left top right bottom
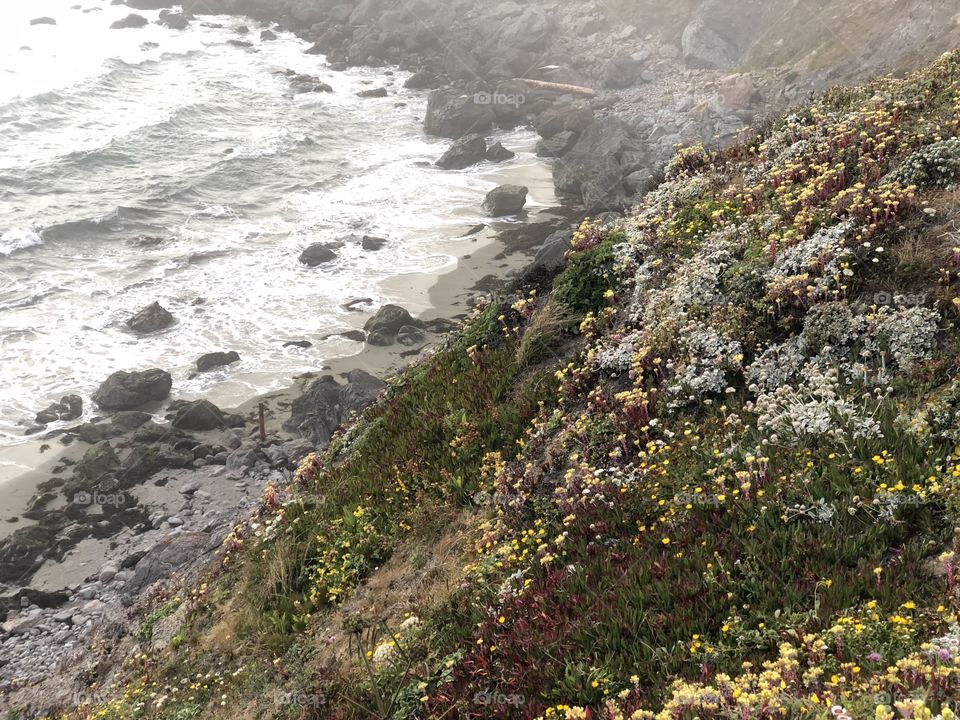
(517, 298, 574, 368)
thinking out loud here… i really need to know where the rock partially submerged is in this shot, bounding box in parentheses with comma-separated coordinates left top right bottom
(435, 134, 488, 170)
(30, 17, 57, 26)
(485, 142, 515, 162)
(126, 301, 174, 334)
(34, 395, 83, 425)
(299, 243, 337, 266)
(110, 14, 148, 29)
(196, 351, 240, 373)
(482, 184, 528, 216)
(92, 369, 172, 411)
(157, 10, 189, 30)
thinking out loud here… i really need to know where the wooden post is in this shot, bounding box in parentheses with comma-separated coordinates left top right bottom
(258, 402, 266, 442)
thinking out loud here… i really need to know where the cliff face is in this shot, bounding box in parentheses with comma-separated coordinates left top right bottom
(23, 48, 960, 720)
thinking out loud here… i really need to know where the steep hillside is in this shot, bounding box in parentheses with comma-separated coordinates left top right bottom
(36, 48, 960, 720)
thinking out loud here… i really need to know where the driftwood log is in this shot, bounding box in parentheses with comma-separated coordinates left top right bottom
(513, 78, 597, 97)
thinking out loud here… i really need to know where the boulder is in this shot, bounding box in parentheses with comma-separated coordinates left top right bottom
(196, 351, 240, 372)
(35, 394, 83, 424)
(485, 142, 515, 162)
(126, 301, 174, 334)
(171, 399, 240, 432)
(0, 526, 57, 583)
(283, 369, 385, 445)
(361, 235, 387, 251)
(536, 130, 578, 158)
(404, 71, 441, 89)
(396, 325, 427, 347)
(110, 13, 149, 29)
(529, 229, 572, 273)
(92, 369, 172, 411)
(299, 243, 337, 266)
(289, 74, 333, 94)
(30, 17, 57, 25)
(357, 87, 388, 97)
(435, 134, 488, 170)
(120, 444, 193, 483)
(552, 118, 642, 210)
(603, 54, 643, 89)
(533, 103, 594, 139)
(364, 304, 425, 339)
(74, 441, 120, 482)
(424, 90, 495, 139)
(260, 29, 277, 40)
(482, 184, 528, 216)
(127, 532, 212, 594)
(74, 411, 151, 444)
(625, 168, 657, 196)
(157, 10, 188, 30)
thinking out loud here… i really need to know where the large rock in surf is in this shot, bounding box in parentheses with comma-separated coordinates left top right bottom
(299, 243, 337, 266)
(93, 369, 172, 411)
(482, 184, 528, 216)
(157, 10, 189, 30)
(486, 142, 515, 162)
(424, 90, 495, 139)
(111, 14, 149, 29)
(35, 395, 83, 424)
(126, 301, 174, 334)
(435, 134, 488, 170)
(196, 351, 240, 372)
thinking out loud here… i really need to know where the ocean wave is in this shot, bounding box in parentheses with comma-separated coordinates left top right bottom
(40, 206, 163, 241)
(0, 229, 42, 256)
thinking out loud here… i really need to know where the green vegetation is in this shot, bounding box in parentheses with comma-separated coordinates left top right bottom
(47, 49, 960, 720)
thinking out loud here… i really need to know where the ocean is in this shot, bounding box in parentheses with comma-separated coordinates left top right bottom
(0, 0, 552, 449)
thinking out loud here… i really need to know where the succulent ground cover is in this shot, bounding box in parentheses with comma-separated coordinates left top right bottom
(50, 50, 960, 720)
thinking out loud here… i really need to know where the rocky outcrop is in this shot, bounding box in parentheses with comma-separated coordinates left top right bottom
(536, 131, 578, 158)
(283, 369, 386, 445)
(30, 17, 57, 26)
(553, 118, 644, 210)
(424, 91, 495, 139)
(126, 301, 174, 334)
(92, 369, 172, 411)
(435, 134, 488, 170)
(483, 184, 528, 216)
